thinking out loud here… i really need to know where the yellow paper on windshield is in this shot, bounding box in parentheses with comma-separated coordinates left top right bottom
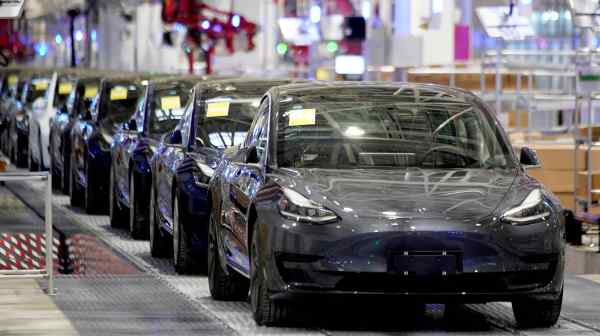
(288, 109, 316, 126)
(34, 81, 49, 91)
(59, 82, 73, 95)
(110, 86, 128, 101)
(207, 101, 230, 117)
(7, 75, 18, 85)
(84, 86, 98, 98)
(161, 96, 181, 110)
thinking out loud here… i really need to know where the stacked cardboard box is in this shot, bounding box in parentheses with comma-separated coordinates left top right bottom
(507, 110, 528, 129)
(517, 144, 595, 210)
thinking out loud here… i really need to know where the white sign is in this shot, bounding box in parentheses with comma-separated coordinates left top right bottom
(0, 0, 25, 18)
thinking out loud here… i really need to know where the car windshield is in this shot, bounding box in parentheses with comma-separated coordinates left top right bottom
(28, 77, 50, 103)
(66, 79, 100, 117)
(54, 78, 75, 108)
(195, 97, 259, 150)
(100, 81, 144, 124)
(148, 84, 193, 136)
(276, 86, 515, 170)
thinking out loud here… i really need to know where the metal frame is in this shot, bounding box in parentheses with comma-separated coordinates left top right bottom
(573, 24, 600, 253)
(0, 171, 55, 294)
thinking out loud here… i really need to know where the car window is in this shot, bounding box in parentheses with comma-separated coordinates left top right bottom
(245, 99, 269, 162)
(54, 77, 74, 108)
(276, 87, 515, 169)
(99, 81, 144, 125)
(194, 96, 258, 150)
(147, 85, 190, 138)
(133, 91, 147, 133)
(180, 98, 195, 146)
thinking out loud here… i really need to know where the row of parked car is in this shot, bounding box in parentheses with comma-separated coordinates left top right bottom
(0, 66, 565, 328)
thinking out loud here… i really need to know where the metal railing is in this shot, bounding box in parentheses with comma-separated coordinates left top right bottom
(0, 171, 54, 294)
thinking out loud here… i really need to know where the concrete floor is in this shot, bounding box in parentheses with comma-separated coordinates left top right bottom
(0, 279, 77, 335)
(2, 177, 600, 335)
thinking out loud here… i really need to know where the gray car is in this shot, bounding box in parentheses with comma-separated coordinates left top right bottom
(208, 82, 565, 328)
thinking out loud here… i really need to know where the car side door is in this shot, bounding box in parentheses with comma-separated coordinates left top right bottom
(156, 94, 194, 231)
(222, 98, 270, 274)
(115, 86, 148, 201)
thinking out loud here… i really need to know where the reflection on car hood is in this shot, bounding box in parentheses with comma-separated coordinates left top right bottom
(270, 168, 517, 221)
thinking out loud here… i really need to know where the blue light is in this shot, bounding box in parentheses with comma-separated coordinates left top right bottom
(231, 14, 240, 28)
(213, 24, 223, 33)
(174, 23, 186, 32)
(55, 34, 63, 44)
(75, 30, 84, 42)
(201, 20, 210, 30)
(36, 42, 48, 57)
(91, 30, 97, 41)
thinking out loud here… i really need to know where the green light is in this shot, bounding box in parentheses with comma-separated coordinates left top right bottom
(276, 42, 288, 55)
(326, 41, 338, 53)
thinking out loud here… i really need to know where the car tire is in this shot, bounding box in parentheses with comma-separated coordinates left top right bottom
(129, 173, 149, 240)
(149, 184, 171, 258)
(69, 155, 84, 208)
(250, 222, 289, 326)
(512, 289, 563, 329)
(208, 212, 249, 301)
(109, 167, 127, 228)
(173, 193, 199, 274)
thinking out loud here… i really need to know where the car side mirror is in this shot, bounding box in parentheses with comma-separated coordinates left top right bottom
(520, 147, 541, 169)
(245, 145, 260, 164)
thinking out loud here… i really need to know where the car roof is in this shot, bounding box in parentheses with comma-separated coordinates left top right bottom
(192, 78, 304, 98)
(273, 81, 478, 102)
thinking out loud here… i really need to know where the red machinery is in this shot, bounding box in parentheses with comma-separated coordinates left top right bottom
(162, 0, 257, 74)
(0, 19, 31, 66)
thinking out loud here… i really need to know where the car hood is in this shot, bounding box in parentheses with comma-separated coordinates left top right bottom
(270, 168, 518, 221)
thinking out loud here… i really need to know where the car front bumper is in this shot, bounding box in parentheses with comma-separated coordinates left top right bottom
(257, 214, 565, 303)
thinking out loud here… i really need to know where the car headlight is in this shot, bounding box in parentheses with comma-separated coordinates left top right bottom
(278, 188, 338, 224)
(193, 162, 214, 187)
(501, 189, 551, 225)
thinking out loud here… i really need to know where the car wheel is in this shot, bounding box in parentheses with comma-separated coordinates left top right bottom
(109, 167, 127, 228)
(69, 155, 84, 207)
(208, 211, 249, 301)
(129, 173, 149, 239)
(149, 184, 171, 258)
(250, 222, 289, 326)
(512, 289, 563, 328)
(84, 158, 99, 214)
(173, 193, 199, 274)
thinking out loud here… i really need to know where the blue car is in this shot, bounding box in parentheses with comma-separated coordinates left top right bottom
(150, 78, 301, 274)
(110, 76, 202, 238)
(49, 75, 102, 193)
(70, 75, 155, 214)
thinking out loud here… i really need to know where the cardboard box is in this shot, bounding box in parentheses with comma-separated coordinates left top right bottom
(524, 144, 586, 171)
(528, 169, 574, 192)
(508, 110, 528, 129)
(576, 171, 600, 201)
(578, 126, 600, 141)
(555, 192, 575, 210)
